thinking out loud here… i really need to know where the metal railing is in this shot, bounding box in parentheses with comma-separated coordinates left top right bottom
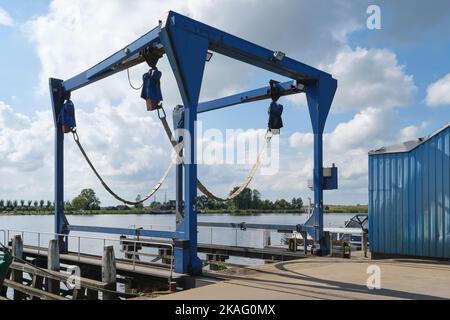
(126, 223, 271, 246)
(1, 228, 174, 284)
(128, 224, 175, 231)
(127, 223, 277, 263)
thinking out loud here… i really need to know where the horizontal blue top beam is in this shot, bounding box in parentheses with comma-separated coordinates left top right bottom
(63, 25, 162, 92)
(62, 11, 335, 93)
(197, 80, 304, 114)
(164, 11, 334, 84)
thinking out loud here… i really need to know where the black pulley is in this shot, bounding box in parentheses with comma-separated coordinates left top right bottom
(269, 80, 282, 102)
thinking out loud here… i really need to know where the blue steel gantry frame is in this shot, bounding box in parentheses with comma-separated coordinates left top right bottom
(50, 11, 337, 275)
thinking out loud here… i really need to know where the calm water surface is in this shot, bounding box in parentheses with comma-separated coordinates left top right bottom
(0, 213, 355, 265)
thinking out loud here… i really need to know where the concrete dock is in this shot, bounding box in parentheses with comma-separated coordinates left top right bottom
(153, 253, 450, 300)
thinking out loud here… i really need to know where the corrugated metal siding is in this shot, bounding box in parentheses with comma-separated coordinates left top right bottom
(369, 126, 450, 258)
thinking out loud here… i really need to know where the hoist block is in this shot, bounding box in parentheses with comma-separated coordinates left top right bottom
(58, 99, 76, 133)
(141, 67, 163, 111)
(268, 101, 284, 132)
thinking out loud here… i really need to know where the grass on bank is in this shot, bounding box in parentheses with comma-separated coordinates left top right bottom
(0, 204, 367, 216)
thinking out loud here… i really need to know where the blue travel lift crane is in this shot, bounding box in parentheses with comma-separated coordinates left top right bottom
(50, 11, 338, 275)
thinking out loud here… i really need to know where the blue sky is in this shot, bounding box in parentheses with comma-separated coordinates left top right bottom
(0, 1, 48, 112)
(0, 1, 449, 206)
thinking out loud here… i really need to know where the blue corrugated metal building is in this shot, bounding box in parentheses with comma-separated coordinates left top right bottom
(369, 123, 450, 259)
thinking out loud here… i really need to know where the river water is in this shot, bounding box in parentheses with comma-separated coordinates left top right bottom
(0, 213, 355, 265)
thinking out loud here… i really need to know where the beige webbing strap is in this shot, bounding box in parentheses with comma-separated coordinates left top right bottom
(158, 107, 272, 202)
(196, 136, 270, 201)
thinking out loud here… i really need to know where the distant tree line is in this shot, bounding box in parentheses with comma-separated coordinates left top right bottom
(0, 189, 101, 213)
(197, 187, 304, 211)
(0, 199, 53, 212)
(1, 187, 304, 214)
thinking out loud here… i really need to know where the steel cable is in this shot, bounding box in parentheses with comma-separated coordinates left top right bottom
(126, 68, 143, 91)
(71, 129, 175, 206)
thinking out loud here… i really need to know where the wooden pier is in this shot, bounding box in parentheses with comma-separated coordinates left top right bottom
(3, 233, 447, 301)
(0, 229, 366, 300)
(0, 230, 313, 300)
(1, 235, 183, 300)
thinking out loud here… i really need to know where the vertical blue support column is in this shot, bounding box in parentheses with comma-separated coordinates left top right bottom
(175, 152, 184, 228)
(304, 74, 337, 256)
(173, 106, 185, 228)
(160, 14, 209, 274)
(49, 78, 69, 252)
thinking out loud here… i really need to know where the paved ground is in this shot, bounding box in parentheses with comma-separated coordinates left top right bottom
(156, 253, 450, 300)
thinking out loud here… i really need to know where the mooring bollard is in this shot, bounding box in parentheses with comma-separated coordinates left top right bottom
(288, 237, 298, 252)
(301, 232, 308, 255)
(363, 232, 369, 258)
(102, 245, 117, 300)
(47, 239, 60, 295)
(12, 235, 24, 300)
(263, 230, 271, 247)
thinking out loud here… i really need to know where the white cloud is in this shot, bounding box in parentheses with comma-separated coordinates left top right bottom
(0, 102, 53, 172)
(0, 7, 14, 27)
(426, 73, 450, 107)
(289, 107, 395, 153)
(289, 132, 313, 149)
(323, 46, 416, 112)
(326, 107, 395, 151)
(398, 122, 429, 142)
(0, 99, 172, 204)
(287, 46, 417, 112)
(24, 0, 365, 101)
(276, 109, 437, 204)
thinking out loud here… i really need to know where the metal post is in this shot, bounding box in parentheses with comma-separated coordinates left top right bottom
(175, 163, 183, 227)
(301, 231, 308, 255)
(102, 245, 117, 300)
(314, 132, 325, 251)
(49, 78, 68, 253)
(363, 232, 369, 258)
(47, 239, 60, 295)
(181, 103, 202, 274)
(133, 241, 137, 271)
(263, 230, 271, 247)
(12, 235, 24, 300)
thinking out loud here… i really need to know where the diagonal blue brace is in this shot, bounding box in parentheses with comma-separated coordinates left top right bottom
(159, 14, 209, 275)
